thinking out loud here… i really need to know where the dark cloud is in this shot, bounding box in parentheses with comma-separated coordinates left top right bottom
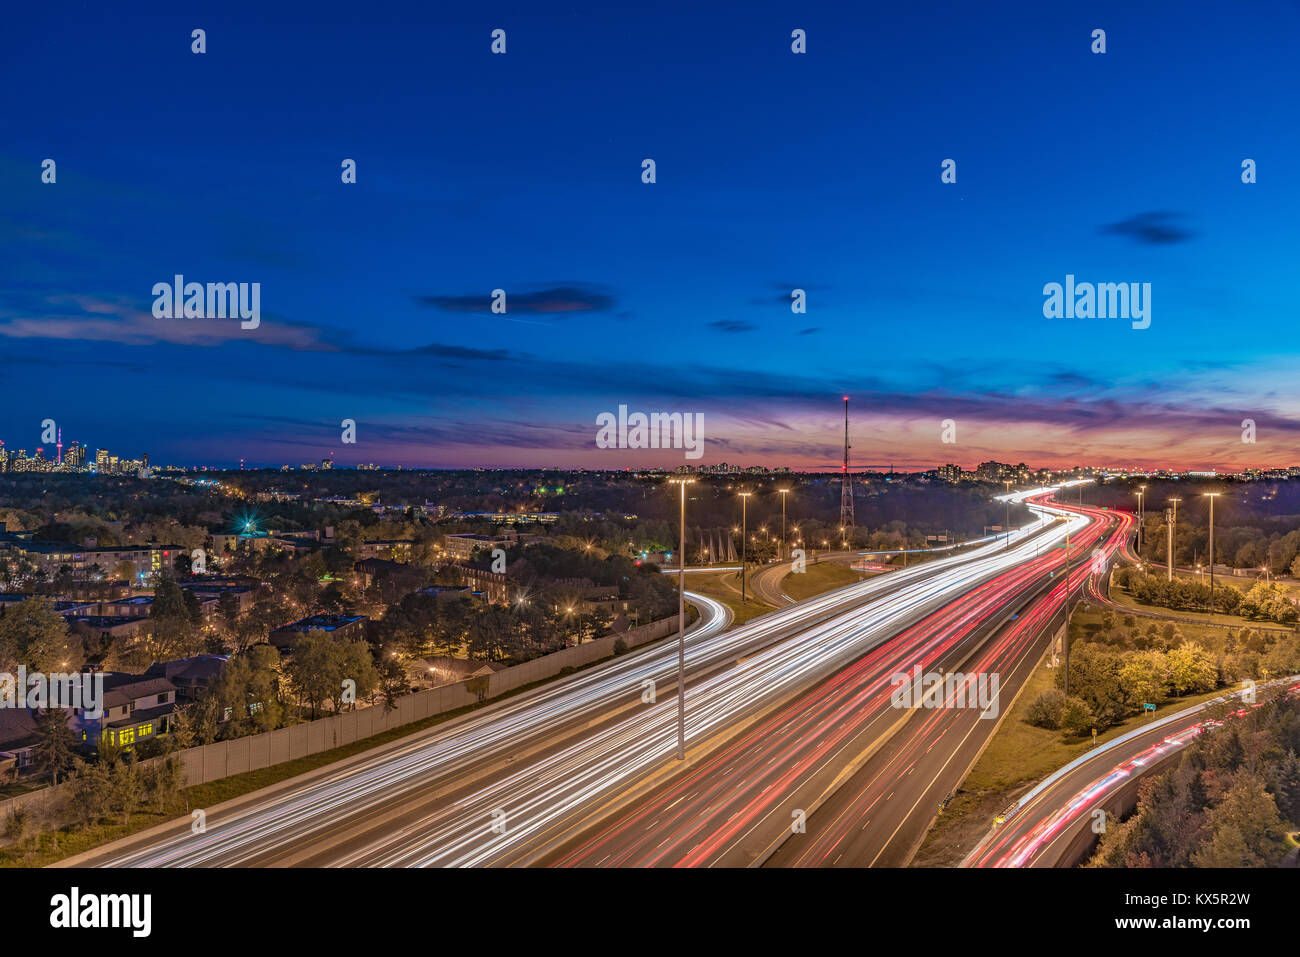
(749, 282, 825, 307)
(1099, 211, 1195, 245)
(406, 343, 513, 361)
(798, 327, 820, 335)
(709, 320, 757, 333)
(414, 283, 615, 315)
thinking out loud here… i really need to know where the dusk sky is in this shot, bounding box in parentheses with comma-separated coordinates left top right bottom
(3, 1, 1298, 470)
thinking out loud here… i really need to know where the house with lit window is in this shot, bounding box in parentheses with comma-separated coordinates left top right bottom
(74, 675, 178, 751)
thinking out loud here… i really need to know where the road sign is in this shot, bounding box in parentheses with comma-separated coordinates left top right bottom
(1143, 703, 1156, 711)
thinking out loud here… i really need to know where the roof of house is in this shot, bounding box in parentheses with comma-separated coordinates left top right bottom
(100, 675, 177, 708)
(0, 708, 39, 749)
(145, 655, 228, 683)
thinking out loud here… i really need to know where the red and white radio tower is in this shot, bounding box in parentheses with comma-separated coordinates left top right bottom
(839, 396, 854, 536)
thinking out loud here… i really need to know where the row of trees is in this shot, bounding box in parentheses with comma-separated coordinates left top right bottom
(1026, 612, 1300, 740)
(1113, 568, 1300, 623)
(1028, 641, 1221, 737)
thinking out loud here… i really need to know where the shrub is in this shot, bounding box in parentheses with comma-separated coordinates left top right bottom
(1059, 696, 1095, 737)
(1025, 689, 1066, 730)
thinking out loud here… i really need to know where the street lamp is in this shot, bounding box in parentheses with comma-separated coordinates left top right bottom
(738, 492, 752, 602)
(1003, 480, 1012, 550)
(1204, 492, 1221, 606)
(1135, 485, 1146, 552)
(1166, 496, 1180, 581)
(668, 478, 695, 761)
(778, 488, 791, 563)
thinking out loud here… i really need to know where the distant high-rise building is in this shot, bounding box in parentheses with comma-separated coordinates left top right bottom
(66, 442, 85, 468)
(96, 448, 110, 473)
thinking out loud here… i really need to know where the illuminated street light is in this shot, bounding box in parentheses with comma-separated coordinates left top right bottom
(1137, 484, 1147, 550)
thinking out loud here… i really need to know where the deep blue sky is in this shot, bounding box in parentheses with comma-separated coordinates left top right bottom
(2, 1, 1298, 469)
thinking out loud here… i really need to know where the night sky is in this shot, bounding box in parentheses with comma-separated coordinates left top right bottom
(2, 1, 1298, 470)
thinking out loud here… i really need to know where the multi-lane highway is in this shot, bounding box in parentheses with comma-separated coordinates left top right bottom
(548, 492, 1127, 867)
(69, 498, 1060, 867)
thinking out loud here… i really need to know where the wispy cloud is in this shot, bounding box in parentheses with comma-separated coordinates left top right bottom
(414, 283, 616, 315)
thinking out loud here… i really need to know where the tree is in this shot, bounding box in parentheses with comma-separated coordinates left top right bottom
(376, 655, 412, 712)
(332, 641, 379, 712)
(1059, 696, 1095, 737)
(169, 703, 198, 750)
(1058, 643, 1126, 727)
(1167, 642, 1218, 696)
(30, 708, 78, 784)
(0, 597, 80, 672)
(1192, 775, 1285, 867)
(67, 760, 114, 828)
(282, 632, 375, 717)
(1025, 689, 1066, 730)
(108, 757, 145, 825)
(1119, 650, 1170, 710)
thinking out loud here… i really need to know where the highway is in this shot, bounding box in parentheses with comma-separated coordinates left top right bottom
(547, 492, 1125, 867)
(70, 501, 1056, 867)
(964, 675, 1300, 868)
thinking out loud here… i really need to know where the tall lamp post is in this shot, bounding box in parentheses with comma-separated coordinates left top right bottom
(1166, 496, 1180, 581)
(1003, 480, 1012, 550)
(1135, 485, 1146, 552)
(1204, 492, 1220, 608)
(1140, 484, 1147, 546)
(1063, 515, 1074, 695)
(778, 488, 790, 562)
(739, 491, 752, 602)
(668, 478, 694, 761)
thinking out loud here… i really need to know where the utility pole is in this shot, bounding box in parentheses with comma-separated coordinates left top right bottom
(1205, 492, 1220, 608)
(1003, 480, 1012, 550)
(1166, 496, 1180, 581)
(1064, 517, 1073, 695)
(669, 477, 694, 761)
